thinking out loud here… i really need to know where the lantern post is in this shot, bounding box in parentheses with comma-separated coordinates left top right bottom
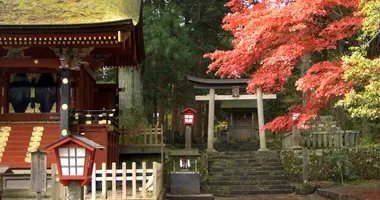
(181, 108, 197, 149)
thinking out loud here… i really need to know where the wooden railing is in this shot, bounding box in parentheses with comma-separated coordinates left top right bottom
(72, 109, 116, 125)
(282, 131, 360, 149)
(119, 125, 164, 147)
(281, 132, 293, 150)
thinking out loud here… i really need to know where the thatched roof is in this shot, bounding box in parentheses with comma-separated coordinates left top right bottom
(0, 0, 141, 26)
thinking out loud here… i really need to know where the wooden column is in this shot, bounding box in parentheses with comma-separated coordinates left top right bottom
(206, 88, 216, 152)
(60, 68, 70, 138)
(257, 88, 269, 151)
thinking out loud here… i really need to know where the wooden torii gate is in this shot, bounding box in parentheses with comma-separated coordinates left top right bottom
(187, 75, 276, 152)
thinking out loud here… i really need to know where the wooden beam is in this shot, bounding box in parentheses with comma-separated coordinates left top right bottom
(0, 59, 60, 68)
(84, 65, 97, 81)
(195, 94, 277, 101)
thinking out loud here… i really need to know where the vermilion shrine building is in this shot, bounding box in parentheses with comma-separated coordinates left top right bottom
(0, 0, 144, 169)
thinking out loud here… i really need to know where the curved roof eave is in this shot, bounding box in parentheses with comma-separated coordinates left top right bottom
(186, 75, 249, 89)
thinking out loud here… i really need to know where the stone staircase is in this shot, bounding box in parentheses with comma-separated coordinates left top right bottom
(208, 150, 294, 196)
(214, 141, 260, 151)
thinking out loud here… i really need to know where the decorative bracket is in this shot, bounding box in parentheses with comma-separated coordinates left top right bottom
(50, 47, 94, 70)
(1, 47, 31, 59)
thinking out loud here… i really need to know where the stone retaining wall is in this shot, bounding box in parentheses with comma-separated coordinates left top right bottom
(280, 148, 380, 182)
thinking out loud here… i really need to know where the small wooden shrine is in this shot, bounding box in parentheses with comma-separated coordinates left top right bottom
(220, 100, 258, 141)
(0, 0, 144, 169)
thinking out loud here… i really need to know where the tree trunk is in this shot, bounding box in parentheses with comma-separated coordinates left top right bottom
(194, 0, 204, 143)
(300, 54, 311, 108)
(118, 66, 144, 128)
(158, 72, 165, 127)
(171, 65, 179, 131)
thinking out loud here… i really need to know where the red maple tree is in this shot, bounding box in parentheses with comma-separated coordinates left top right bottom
(205, 0, 363, 132)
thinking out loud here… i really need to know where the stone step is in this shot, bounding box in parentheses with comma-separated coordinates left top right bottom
(210, 188, 294, 196)
(209, 161, 282, 166)
(209, 179, 289, 185)
(208, 175, 288, 181)
(209, 166, 284, 173)
(209, 158, 281, 162)
(210, 184, 294, 191)
(208, 171, 286, 177)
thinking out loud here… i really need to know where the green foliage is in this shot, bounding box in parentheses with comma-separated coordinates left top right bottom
(96, 67, 117, 84)
(119, 103, 147, 128)
(281, 150, 303, 182)
(338, 0, 380, 120)
(281, 148, 380, 182)
(326, 148, 358, 183)
(142, 0, 231, 128)
(375, 147, 380, 169)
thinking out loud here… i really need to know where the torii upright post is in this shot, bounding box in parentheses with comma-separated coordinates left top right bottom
(206, 88, 216, 153)
(257, 88, 269, 151)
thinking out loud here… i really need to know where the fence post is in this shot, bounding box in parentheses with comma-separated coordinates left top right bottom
(101, 162, 107, 199)
(59, 184, 66, 200)
(142, 162, 147, 199)
(122, 162, 127, 200)
(112, 162, 117, 199)
(83, 185, 87, 200)
(92, 163, 96, 200)
(51, 164, 59, 200)
(153, 162, 157, 198)
(132, 162, 137, 198)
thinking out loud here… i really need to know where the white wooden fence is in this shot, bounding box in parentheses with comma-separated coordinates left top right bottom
(282, 131, 360, 149)
(87, 162, 163, 200)
(50, 162, 163, 200)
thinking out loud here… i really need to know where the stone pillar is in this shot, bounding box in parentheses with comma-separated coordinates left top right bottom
(206, 88, 216, 152)
(185, 126, 192, 149)
(257, 88, 269, 151)
(67, 181, 83, 200)
(291, 125, 302, 149)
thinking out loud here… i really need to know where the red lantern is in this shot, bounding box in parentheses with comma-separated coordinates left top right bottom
(181, 108, 197, 126)
(45, 135, 104, 186)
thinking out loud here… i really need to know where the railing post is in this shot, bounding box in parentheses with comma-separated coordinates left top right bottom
(155, 124, 159, 145)
(91, 164, 96, 200)
(144, 127, 147, 145)
(150, 125, 153, 145)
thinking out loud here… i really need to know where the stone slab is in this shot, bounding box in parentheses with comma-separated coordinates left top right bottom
(169, 149, 201, 156)
(166, 193, 214, 200)
(171, 172, 200, 195)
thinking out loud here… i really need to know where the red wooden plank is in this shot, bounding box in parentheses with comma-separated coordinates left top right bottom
(0, 59, 60, 68)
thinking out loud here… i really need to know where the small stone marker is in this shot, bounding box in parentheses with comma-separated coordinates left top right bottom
(31, 150, 47, 200)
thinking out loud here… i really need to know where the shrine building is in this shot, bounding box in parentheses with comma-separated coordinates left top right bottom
(0, 0, 144, 170)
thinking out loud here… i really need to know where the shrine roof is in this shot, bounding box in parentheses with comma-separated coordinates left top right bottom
(186, 75, 249, 89)
(0, 0, 141, 26)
